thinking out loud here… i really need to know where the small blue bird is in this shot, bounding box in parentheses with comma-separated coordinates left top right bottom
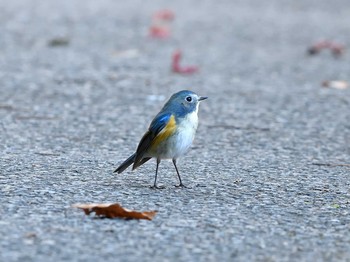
(114, 90, 207, 189)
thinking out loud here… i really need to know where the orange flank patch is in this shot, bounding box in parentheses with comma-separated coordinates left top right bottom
(151, 115, 176, 149)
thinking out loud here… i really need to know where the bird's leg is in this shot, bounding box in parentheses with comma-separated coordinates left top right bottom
(150, 158, 165, 189)
(173, 159, 187, 188)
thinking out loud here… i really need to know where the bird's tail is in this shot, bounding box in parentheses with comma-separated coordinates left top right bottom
(114, 153, 136, 174)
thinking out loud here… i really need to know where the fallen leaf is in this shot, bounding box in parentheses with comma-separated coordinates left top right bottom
(172, 50, 199, 74)
(149, 9, 174, 39)
(307, 40, 345, 57)
(322, 80, 348, 90)
(72, 203, 157, 220)
(149, 24, 171, 39)
(152, 9, 175, 21)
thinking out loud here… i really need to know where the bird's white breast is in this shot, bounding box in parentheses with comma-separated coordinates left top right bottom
(170, 110, 198, 158)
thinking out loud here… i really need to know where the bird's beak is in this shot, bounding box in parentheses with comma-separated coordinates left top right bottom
(198, 96, 208, 101)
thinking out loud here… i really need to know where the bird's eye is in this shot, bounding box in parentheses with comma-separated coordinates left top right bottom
(186, 96, 192, 102)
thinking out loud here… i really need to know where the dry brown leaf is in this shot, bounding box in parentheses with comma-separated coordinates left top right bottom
(72, 203, 157, 220)
(322, 80, 349, 90)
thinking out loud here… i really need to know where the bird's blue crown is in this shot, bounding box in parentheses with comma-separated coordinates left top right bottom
(161, 90, 198, 119)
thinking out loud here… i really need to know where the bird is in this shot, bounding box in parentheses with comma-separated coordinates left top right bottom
(114, 90, 207, 189)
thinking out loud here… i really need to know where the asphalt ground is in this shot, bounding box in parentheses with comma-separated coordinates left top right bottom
(1, 0, 350, 261)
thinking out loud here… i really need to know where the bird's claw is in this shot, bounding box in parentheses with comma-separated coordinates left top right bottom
(175, 183, 189, 189)
(150, 185, 166, 190)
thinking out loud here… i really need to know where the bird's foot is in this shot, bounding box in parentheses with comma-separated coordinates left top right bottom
(150, 184, 166, 190)
(175, 183, 190, 189)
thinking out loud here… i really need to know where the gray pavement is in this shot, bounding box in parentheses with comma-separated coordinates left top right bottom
(1, 0, 350, 261)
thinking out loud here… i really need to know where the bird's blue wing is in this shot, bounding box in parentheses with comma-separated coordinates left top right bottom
(133, 113, 172, 169)
(149, 113, 172, 135)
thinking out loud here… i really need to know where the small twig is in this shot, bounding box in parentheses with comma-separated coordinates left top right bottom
(48, 37, 70, 47)
(0, 105, 15, 110)
(312, 187, 330, 192)
(15, 115, 59, 120)
(35, 152, 60, 156)
(312, 162, 350, 168)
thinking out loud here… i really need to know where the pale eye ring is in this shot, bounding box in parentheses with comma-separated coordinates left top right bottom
(186, 96, 192, 102)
